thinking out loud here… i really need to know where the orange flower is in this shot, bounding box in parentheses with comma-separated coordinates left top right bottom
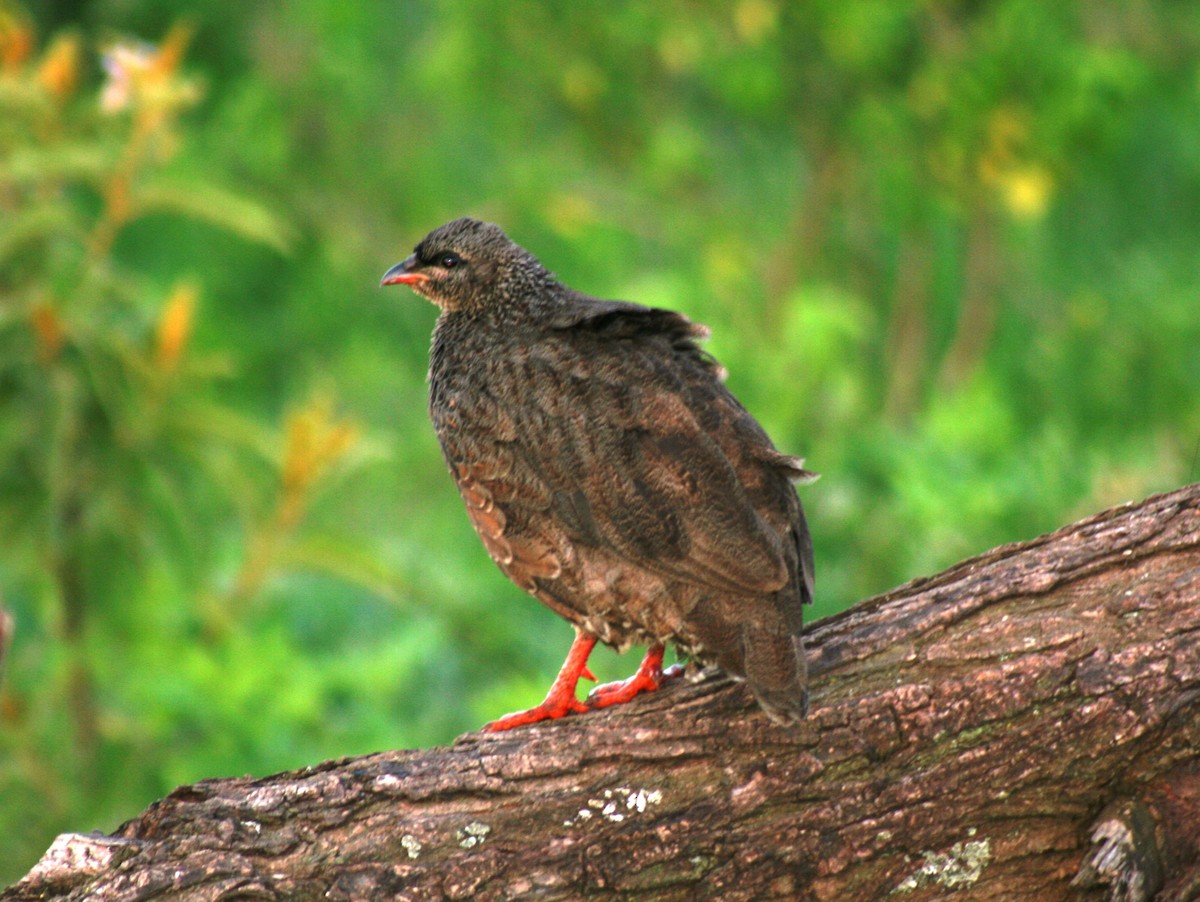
(151, 22, 192, 78)
(0, 9, 33, 72)
(155, 281, 196, 372)
(30, 302, 65, 364)
(36, 33, 80, 99)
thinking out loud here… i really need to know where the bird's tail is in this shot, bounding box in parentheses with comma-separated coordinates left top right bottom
(741, 621, 809, 723)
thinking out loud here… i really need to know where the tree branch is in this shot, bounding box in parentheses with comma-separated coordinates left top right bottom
(7, 484, 1200, 901)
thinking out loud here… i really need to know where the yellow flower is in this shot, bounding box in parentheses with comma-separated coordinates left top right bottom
(100, 40, 156, 113)
(999, 166, 1053, 220)
(734, 0, 779, 44)
(282, 399, 359, 499)
(99, 24, 193, 114)
(546, 193, 596, 237)
(977, 106, 1054, 220)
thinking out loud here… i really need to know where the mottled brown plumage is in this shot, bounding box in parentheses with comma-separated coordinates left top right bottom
(382, 218, 816, 728)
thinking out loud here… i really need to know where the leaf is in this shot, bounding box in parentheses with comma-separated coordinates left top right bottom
(278, 535, 410, 606)
(169, 400, 280, 464)
(0, 142, 113, 187)
(0, 202, 86, 264)
(134, 178, 294, 252)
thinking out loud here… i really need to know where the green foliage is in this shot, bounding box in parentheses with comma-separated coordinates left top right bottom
(3, 0, 1200, 884)
(0, 11, 365, 878)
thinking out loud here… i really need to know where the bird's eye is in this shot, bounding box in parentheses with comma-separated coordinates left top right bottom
(439, 252, 462, 269)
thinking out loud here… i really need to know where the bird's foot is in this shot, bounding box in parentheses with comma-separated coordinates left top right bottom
(483, 694, 590, 732)
(586, 644, 680, 709)
(483, 630, 598, 732)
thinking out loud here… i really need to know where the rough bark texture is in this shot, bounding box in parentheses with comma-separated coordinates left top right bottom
(7, 484, 1200, 902)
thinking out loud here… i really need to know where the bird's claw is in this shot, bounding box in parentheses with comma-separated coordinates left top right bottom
(586, 654, 682, 709)
(483, 696, 590, 732)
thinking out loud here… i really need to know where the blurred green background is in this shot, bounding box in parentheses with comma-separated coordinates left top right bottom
(2, 0, 1199, 883)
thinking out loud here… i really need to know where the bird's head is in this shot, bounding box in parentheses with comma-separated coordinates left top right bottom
(381, 218, 547, 313)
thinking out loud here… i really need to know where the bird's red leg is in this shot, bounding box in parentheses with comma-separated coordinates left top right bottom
(483, 629, 598, 732)
(586, 643, 680, 709)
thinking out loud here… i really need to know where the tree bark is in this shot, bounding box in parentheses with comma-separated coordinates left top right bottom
(7, 484, 1200, 902)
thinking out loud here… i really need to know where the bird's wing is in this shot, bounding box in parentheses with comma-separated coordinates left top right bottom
(446, 299, 810, 601)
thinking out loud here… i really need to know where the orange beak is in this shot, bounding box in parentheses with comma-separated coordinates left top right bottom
(380, 255, 429, 287)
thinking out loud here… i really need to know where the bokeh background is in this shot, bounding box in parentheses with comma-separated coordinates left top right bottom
(2, 0, 1199, 883)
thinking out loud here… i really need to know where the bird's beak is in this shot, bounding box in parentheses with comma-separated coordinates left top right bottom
(380, 255, 429, 287)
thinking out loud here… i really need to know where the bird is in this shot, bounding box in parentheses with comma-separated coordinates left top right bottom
(381, 218, 816, 730)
